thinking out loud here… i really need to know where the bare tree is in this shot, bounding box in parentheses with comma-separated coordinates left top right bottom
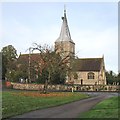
(29, 43, 72, 93)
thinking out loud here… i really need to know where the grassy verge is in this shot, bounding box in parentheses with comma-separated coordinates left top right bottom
(79, 96, 119, 118)
(2, 91, 90, 119)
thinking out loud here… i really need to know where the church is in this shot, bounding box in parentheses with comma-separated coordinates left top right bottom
(18, 8, 107, 85)
(54, 8, 106, 85)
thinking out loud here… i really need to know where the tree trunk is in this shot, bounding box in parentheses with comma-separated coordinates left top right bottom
(43, 79, 47, 93)
(44, 71, 51, 93)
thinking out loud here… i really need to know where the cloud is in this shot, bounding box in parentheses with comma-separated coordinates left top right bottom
(2, 19, 33, 53)
(71, 25, 118, 73)
(2, 18, 61, 54)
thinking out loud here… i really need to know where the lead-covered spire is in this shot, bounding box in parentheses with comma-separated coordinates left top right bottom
(56, 6, 73, 42)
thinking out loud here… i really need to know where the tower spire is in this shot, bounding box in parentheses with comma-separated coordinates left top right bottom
(55, 6, 75, 59)
(55, 5, 73, 42)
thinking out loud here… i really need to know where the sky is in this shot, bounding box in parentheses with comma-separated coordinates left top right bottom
(1, 1, 118, 74)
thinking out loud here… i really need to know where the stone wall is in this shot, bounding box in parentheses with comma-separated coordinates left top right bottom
(11, 83, 73, 91)
(11, 82, 119, 91)
(75, 85, 119, 91)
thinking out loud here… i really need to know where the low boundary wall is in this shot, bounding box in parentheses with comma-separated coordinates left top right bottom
(11, 82, 119, 91)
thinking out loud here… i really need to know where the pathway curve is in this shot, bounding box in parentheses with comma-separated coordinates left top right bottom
(11, 92, 117, 118)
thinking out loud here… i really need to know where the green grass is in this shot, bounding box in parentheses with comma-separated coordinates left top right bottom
(2, 91, 90, 119)
(79, 96, 119, 118)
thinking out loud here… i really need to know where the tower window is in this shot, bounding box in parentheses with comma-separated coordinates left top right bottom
(88, 72, 94, 79)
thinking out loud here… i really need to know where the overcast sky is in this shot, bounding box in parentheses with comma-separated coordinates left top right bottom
(1, 2, 118, 74)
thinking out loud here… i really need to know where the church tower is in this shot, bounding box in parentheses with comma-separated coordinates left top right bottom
(55, 7, 75, 59)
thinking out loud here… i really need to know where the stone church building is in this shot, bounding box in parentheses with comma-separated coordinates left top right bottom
(54, 8, 106, 85)
(18, 8, 106, 85)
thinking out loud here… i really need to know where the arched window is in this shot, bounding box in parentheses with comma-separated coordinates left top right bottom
(73, 72, 78, 79)
(88, 72, 94, 79)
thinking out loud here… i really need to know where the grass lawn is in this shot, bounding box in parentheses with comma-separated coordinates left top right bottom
(2, 90, 90, 119)
(79, 96, 119, 118)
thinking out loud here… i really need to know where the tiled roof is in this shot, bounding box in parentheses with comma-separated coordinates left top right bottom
(18, 54, 103, 72)
(17, 53, 41, 64)
(72, 58, 103, 71)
